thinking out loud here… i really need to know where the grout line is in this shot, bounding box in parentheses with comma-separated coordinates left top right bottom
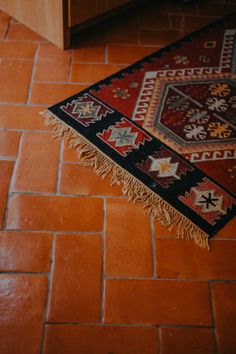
(208, 282, 220, 354)
(158, 326, 163, 354)
(0, 271, 49, 276)
(33, 80, 90, 85)
(55, 140, 63, 195)
(0, 102, 48, 106)
(104, 46, 108, 64)
(7, 190, 128, 199)
(40, 233, 56, 354)
(3, 132, 23, 229)
(2, 229, 103, 235)
(100, 197, 107, 323)
(67, 48, 73, 82)
(150, 215, 157, 278)
(105, 276, 236, 282)
(3, 18, 11, 40)
(26, 45, 40, 104)
(0, 156, 17, 161)
(44, 321, 215, 328)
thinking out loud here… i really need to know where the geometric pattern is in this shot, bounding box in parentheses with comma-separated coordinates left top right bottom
(49, 13, 236, 238)
(97, 118, 152, 157)
(179, 177, 235, 225)
(136, 146, 194, 188)
(60, 93, 113, 127)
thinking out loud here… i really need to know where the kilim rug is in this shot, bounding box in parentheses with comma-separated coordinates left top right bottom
(42, 13, 236, 249)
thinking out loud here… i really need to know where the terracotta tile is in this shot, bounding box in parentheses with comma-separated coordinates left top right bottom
(107, 26, 139, 44)
(153, 219, 176, 238)
(0, 275, 47, 354)
(0, 22, 9, 39)
(29, 83, 87, 105)
(198, 3, 236, 16)
(0, 59, 33, 103)
(73, 46, 105, 62)
(70, 63, 125, 83)
(105, 199, 153, 277)
(212, 282, 236, 354)
(167, 0, 198, 15)
(44, 325, 158, 354)
(140, 29, 183, 46)
(138, 1, 170, 29)
(108, 45, 158, 64)
(0, 41, 37, 59)
(7, 23, 45, 41)
(214, 216, 236, 238)
(0, 231, 52, 272)
(0, 10, 11, 22)
(0, 130, 21, 157)
(0, 11, 10, 40)
(161, 327, 217, 354)
(0, 105, 48, 130)
(48, 234, 102, 322)
(60, 163, 123, 196)
(62, 145, 79, 162)
(6, 194, 104, 232)
(105, 279, 213, 325)
(170, 15, 218, 31)
(72, 26, 106, 48)
(155, 239, 236, 280)
(34, 43, 71, 82)
(12, 132, 60, 193)
(0, 161, 14, 228)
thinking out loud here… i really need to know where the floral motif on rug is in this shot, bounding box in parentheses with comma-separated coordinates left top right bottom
(42, 13, 236, 248)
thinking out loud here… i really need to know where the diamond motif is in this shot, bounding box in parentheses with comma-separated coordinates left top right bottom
(109, 127, 138, 147)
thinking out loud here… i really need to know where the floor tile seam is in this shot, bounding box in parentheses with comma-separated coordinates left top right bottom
(26, 44, 40, 104)
(208, 282, 220, 354)
(55, 140, 63, 195)
(150, 215, 157, 277)
(101, 197, 107, 323)
(40, 232, 56, 354)
(3, 131, 23, 229)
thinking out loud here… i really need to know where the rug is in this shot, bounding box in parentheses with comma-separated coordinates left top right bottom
(42, 13, 236, 248)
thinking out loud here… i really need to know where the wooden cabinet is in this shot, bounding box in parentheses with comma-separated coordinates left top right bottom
(0, 0, 134, 49)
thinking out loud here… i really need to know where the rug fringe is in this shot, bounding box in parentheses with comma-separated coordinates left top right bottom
(41, 110, 210, 250)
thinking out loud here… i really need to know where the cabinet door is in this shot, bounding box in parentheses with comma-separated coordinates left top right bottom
(68, 0, 132, 27)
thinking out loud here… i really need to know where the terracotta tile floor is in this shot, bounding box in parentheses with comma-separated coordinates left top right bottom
(0, 1, 236, 353)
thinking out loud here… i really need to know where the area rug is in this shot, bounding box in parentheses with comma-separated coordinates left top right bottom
(42, 13, 236, 248)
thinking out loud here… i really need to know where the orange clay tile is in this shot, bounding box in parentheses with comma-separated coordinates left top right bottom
(59, 163, 123, 196)
(12, 132, 60, 193)
(0, 160, 14, 228)
(7, 23, 45, 41)
(29, 82, 88, 105)
(44, 325, 159, 354)
(160, 327, 217, 354)
(6, 194, 104, 232)
(155, 239, 236, 280)
(0, 41, 37, 59)
(0, 275, 47, 354)
(73, 46, 105, 63)
(212, 283, 236, 354)
(108, 45, 158, 64)
(0, 231, 52, 272)
(0, 105, 48, 130)
(0, 130, 21, 158)
(47, 234, 102, 322)
(70, 63, 126, 83)
(105, 198, 153, 277)
(140, 29, 184, 46)
(62, 144, 79, 162)
(0, 59, 33, 103)
(105, 279, 213, 326)
(34, 43, 71, 82)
